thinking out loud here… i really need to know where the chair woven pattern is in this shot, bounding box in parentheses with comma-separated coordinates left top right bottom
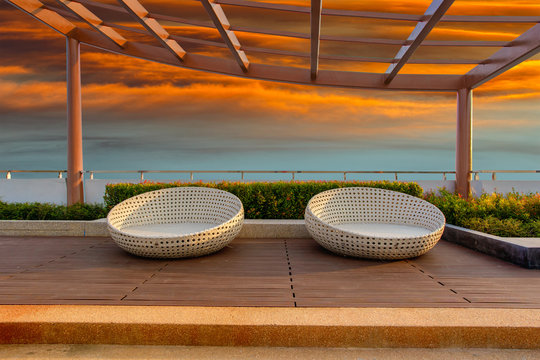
(304, 187, 445, 260)
(107, 187, 244, 258)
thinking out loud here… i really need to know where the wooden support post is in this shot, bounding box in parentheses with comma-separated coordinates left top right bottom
(66, 37, 84, 205)
(456, 88, 472, 199)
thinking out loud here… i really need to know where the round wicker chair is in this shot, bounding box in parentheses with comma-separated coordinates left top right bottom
(304, 187, 445, 260)
(107, 187, 244, 258)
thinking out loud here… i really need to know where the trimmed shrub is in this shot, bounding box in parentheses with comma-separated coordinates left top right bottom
(104, 180, 424, 219)
(0, 201, 107, 220)
(461, 217, 540, 238)
(424, 189, 540, 237)
(4, 182, 537, 238)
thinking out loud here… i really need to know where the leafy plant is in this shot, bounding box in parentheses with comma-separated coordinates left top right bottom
(424, 189, 540, 237)
(0, 201, 107, 220)
(3, 182, 538, 238)
(104, 180, 424, 219)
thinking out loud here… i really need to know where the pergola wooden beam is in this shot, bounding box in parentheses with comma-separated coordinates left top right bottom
(310, 0, 322, 80)
(109, 12, 508, 47)
(5, 0, 536, 93)
(232, 26, 507, 47)
(55, 0, 126, 47)
(200, 0, 249, 72)
(226, 27, 508, 47)
(93, 20, 488, 65)
(74, 27, 464, 91)
(117, 0, 186, 62)
(384, 0, 454, 85)
(5, 0, 76, 36)
(442, 15, 540, 23)
(465, 23, 540, 89)
(73, 0, 509, 47)
(216, 0, 540, 23)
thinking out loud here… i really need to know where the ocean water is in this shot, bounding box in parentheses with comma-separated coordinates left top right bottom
(1, 134, 538, 181)
(1, 110, 539, 181)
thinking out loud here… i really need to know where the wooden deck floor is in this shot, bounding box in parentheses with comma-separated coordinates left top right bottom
(0, 236, 539, 308)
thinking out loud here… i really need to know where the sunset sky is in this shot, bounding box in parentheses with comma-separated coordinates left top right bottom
(1, 0, 539, 181)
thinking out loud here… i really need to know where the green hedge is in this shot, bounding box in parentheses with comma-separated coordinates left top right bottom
(424, 189, 540, 237)
(3, 182, 538, 238)
(0, 201, 107, 220)
(104, 181, 424, 219)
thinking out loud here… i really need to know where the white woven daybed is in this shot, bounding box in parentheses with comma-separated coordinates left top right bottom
(304, 187, 445, 260)
(107, 187, 244, 258)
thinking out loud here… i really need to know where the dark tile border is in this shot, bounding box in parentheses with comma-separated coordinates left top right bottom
(443, 224, 540, 269)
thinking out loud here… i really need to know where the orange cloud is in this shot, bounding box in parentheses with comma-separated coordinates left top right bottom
(427, 25, 522, 41)
(0, 66, 457, 144)
(1, 0, 534, 78)
(447, 1, 540, 16)
(476, 60, 540, 101)
(1, 0, 539, 147)
(0, 9, 60, 40)
(0, 79, 65, 111)
(0, 65, 31, 75)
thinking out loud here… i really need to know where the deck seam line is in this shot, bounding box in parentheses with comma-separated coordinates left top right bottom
(406, 260, 470, 304)
(120, 263, 169, 301)
(284, 239, 297, 307)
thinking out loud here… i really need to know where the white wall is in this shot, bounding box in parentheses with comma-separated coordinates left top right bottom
(85, 179, 142, 204)
(0, 179, 67, 205)
(473, 180, 540, 196)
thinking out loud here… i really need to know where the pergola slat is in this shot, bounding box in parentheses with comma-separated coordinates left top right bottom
(74, 27, 464, 91)
(55, 0, 126, 47)
(217, 0, 422, 20)
(422, 40, 507, 47)
(310, 0, 322, 80)
(115, 13, 509, 47)
(5, 0, 77, 36)
(465, 24, 540, 88)
(73, 0, 510, 48)
(384, 0, 455, 85)
(98, 20, 484, 65)
(200, 0, 249, 72)
(233, 28, 507, 47)
(117, 0, 186, 61)
(215, 0, 540, 23)
(73, 0, 540, 25)
(39, 6, 487, 67)
(8, 0, 540, 205)
(440, 15, 540, 23)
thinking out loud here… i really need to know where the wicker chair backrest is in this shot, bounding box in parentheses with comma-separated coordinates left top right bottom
(108, 187, 243, 230)
(307, 187, 444, 230)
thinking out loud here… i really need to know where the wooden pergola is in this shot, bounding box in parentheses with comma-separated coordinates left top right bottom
(4, 0, 540, 204)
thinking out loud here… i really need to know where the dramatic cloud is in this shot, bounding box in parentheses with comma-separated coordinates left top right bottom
(0, 0, 539, 172)
(0, 65, 30, 75)
(476, 60, 540, 101)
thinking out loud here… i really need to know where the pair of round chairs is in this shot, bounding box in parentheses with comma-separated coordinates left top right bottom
(107, 186, 445, 260)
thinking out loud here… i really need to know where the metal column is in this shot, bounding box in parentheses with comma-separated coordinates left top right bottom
(66, 37, 84, 205)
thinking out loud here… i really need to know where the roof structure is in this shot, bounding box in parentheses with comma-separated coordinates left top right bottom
(4, 0, 540, 91)
(3, 0, 540, 204)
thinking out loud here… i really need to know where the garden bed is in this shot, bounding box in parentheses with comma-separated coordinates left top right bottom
(1, 181, 539, 238)
(443, 224, 540, 269)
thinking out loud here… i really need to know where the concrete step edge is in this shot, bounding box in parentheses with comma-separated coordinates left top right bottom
(1, 305, 539, 348)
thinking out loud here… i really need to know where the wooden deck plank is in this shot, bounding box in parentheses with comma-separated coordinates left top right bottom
(285, 238, 540, 308)
(0, 236, 538, 308)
